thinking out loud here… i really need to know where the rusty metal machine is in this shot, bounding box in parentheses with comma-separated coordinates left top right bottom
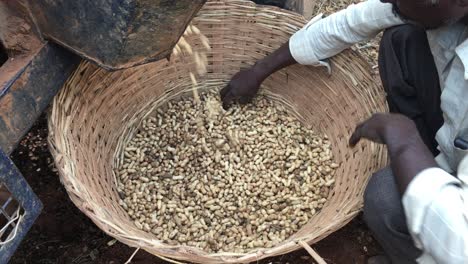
(0, 0, 205, 261)
(28, 0, 206, 69)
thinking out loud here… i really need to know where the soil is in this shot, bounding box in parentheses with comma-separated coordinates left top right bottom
(0, 1, 42, 55)
(8, 114, 383, 264)
(0, 1, 44, 90)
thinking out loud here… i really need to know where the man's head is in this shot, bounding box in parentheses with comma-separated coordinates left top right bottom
(381, 0, 468, 28)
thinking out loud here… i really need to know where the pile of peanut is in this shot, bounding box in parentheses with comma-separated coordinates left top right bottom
(116, 91, 337, 253)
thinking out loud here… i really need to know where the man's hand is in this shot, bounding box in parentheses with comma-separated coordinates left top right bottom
(349, 113, 438, 194)
(220, 68, 264, 109)
(220, 42, 297, 109)
(349, 113, 419, 149)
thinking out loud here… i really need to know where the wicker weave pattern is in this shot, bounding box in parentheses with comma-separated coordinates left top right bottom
(48, 1, 388, 263)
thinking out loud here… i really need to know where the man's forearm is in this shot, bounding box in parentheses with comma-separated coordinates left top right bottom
(386, 132, 438, 195)
(252, 41, 297, 81)
(349, 113, 440, 196)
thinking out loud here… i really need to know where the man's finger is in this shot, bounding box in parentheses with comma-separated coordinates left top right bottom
(220, 84, 230, 100)
(238, 95, 252, 105)
(222, 90, 236, 110)
(220, 84, 234, 109)
(349, 124, 364, 147)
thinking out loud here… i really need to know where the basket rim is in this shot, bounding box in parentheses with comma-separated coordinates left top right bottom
(47, 0, 388, 263)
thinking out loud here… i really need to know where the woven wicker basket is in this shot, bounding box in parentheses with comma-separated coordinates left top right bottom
(48, 0, 388, 263)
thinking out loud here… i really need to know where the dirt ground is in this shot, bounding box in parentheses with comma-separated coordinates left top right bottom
(8, 115, 383, 264)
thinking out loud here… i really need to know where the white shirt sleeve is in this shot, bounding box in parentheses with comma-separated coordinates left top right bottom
(289, 0, 404, 65)
(402, 156, 468, 263)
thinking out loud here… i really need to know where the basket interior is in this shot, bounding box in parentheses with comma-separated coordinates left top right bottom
(48, 1, 387, 262)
